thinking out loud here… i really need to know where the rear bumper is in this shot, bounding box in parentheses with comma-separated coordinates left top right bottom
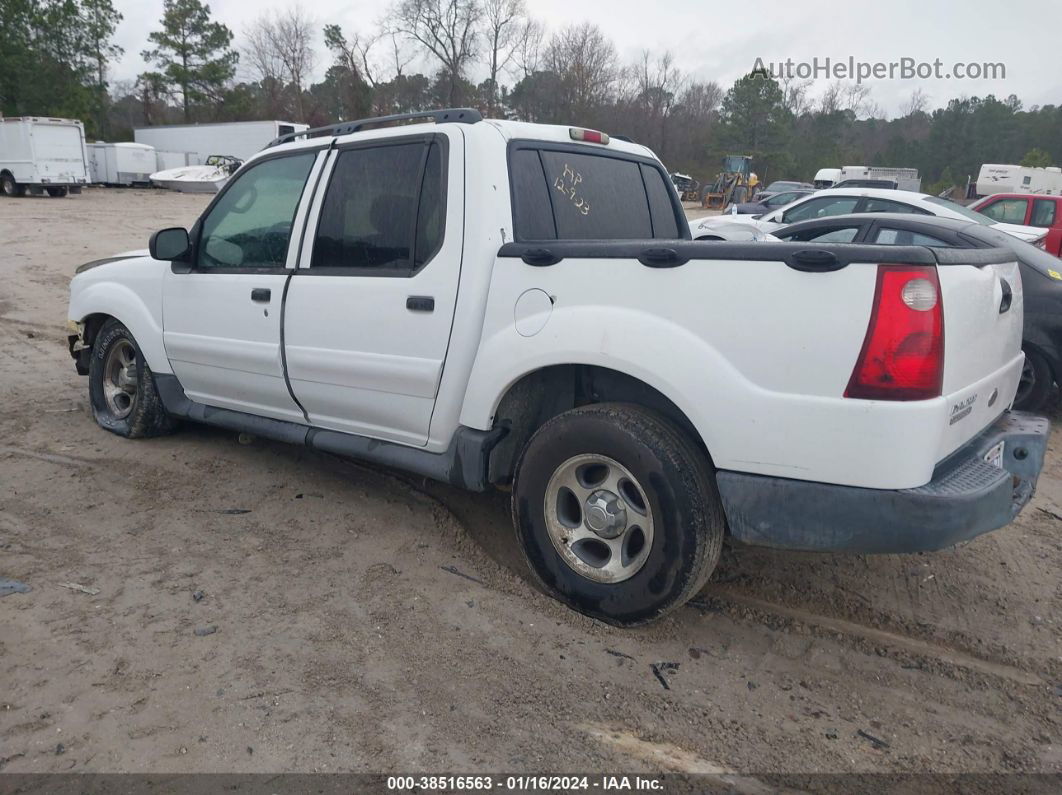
(716, 411, 1049, 554)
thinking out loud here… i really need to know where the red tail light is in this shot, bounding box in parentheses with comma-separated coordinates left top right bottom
(845, 265, 944, 401)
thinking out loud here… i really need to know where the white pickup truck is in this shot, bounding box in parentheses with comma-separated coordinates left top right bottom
(67, 109, 1049, 625)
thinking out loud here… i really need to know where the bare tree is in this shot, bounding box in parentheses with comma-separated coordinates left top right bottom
(245, 7, 317, 121)
(394, 0, 482, 106)
(513, 17, 544, 80)
(482, 0, 526, 114)
(900, 87, 930, 117)
(545, 23, 620, 120)
(779, 74, 812, 116)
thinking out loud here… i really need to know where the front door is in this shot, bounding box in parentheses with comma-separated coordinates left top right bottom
(162, 149, 321, 422)
(283, 132, 464, 446)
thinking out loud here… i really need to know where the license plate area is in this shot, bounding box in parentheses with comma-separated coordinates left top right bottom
(984, 440, 1005, 469)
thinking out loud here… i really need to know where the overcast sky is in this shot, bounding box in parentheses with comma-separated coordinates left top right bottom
(110, 0, 1062, 117)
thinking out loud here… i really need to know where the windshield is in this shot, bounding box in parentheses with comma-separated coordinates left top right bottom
(925, 196, 996, 225)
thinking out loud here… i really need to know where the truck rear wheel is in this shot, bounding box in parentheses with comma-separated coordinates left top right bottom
(0, 173, 17, 197)
(512, 403, 724, 626)
(46, 186, 68, 197)
(88, 319, 178, 438)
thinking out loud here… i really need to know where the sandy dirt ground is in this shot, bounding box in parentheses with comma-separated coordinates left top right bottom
(1, 189, 1060, 782)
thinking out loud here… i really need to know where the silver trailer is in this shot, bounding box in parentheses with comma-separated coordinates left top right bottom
(87, 142, 157, 185)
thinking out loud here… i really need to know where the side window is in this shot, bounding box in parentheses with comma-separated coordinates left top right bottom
(640, 164, 680, 238)
(1031, 199, 1057, 228)
(781, 196, 859, 224)
(980, 198, 1029, 224)
(788, 226, 861, 243)
(765, 191, 797, 207)
(873, 227, 954, 247)
(196, 153, 315, 269)
(312, 139, 445, 272)
(510, 147, 679, 241)
(858, 198, 928, 215)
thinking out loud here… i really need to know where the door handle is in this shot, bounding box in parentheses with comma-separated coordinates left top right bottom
(406, 295, 435, 312)
(251, 288, 271, 303)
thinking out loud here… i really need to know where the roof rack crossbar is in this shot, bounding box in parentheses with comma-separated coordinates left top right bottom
(268, 107, 482, 148)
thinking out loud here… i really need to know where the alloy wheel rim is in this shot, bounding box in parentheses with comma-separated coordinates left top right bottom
(543, 454, 654, 584)
(102, 339, 137, 419)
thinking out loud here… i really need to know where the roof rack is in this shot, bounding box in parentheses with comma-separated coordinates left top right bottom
(268, 108, 483, 148)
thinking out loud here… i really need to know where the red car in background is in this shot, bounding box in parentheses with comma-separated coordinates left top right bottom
(972, 193, 1062, 256)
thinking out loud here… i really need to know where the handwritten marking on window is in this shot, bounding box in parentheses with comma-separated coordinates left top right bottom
(554, 163, 590, 216)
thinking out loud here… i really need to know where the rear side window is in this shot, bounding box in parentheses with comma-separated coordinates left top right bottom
(641, 164, 679, 238)
(780, 196, 859, 224)
(1032, 199, 1057, 228)
(312, 139, 445, 273)
(859, 198, 930, 215)
(781, 225, 861, 243)
(510, 146, 680, 241)
(873, 227, 954, 247)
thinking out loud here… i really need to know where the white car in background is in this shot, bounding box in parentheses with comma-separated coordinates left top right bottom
(692, 188, 1045, 243)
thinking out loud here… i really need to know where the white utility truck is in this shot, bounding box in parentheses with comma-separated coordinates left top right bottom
(0, 116, 89, 197)
(67, 109, 1048, 625)
(134, 120, 308, 162)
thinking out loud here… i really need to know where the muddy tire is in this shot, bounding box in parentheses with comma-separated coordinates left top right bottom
(88, 318, 178, 438)
(0, 173, 17, 197)
(1014, 346, 1053, 413)
(512, 403, 724, 626)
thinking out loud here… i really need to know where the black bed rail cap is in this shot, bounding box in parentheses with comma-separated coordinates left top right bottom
(267, 108, 483, 148)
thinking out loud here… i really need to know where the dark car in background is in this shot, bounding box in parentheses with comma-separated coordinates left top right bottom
(752, 180, 814, 202)
(775, 213, 1062, 412)
(730, 188, 815, 215)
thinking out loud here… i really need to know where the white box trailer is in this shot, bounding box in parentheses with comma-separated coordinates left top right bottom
(134, 120, 308, 162)
(839, 165, 922, 192)
(976, 164, 1062, 196)
(87, 142, 157, 185)
(0, 116, 89, 197)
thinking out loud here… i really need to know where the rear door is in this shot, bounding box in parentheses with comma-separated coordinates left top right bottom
(283, 131, 463, 447)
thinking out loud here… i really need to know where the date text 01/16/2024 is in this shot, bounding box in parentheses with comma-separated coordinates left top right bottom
(386, 775, 664, 790)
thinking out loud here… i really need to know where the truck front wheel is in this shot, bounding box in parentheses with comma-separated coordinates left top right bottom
(0, 173, 17, 197)
(88, 319, 178, 438)
(512, 403, 724, 626)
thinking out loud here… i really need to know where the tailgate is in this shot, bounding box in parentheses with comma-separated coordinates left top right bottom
(934, 246, 1024, 459)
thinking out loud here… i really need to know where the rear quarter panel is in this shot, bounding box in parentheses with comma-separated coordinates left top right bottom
(461, 248, 990, 490)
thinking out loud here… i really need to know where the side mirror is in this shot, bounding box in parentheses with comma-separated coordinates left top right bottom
(149, 227, 190, 261)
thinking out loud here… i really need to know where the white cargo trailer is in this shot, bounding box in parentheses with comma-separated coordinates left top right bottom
(0, 116, 89, 197)
(839, 165, 922, 191)
(975, 164, 1062, 196)
(87, 142, 157, 185)
(134, 120, 307, 162)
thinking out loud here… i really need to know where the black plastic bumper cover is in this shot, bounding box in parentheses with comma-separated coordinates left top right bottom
(716, 411, 1049, 554)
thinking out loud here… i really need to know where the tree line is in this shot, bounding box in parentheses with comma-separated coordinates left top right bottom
(3, 0, 1060, 190)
